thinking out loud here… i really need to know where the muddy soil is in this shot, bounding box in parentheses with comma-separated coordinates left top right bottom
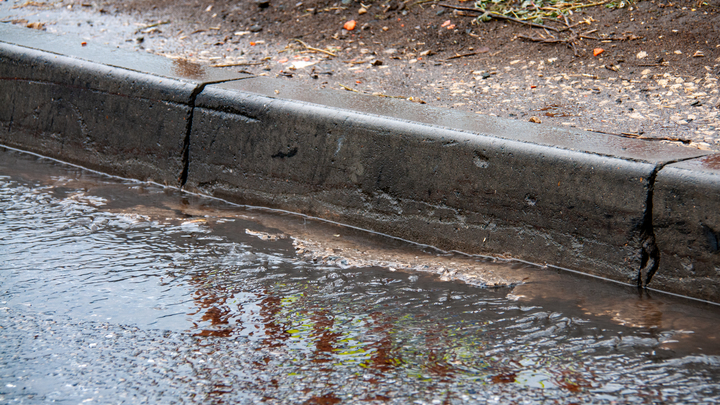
(3, 0, 720, 148)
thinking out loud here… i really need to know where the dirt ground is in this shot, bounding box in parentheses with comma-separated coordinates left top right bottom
(2, 0, 720, 149)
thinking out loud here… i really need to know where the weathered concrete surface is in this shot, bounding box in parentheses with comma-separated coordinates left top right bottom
(188, 79, 707, 287)
(653, 154, 720, 301)
(0, 24, 247, 185)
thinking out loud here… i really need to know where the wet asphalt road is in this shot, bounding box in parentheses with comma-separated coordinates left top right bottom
(2, 147, 720, 404)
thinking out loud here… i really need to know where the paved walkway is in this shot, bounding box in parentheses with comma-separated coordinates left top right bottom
(1, 0, 719, 150)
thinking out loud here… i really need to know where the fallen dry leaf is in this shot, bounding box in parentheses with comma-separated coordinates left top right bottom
(343, 20, 356, 31)
(26, 22, 44, 30)
(593, 48, 604, 57)
(11, 1, 45, 9)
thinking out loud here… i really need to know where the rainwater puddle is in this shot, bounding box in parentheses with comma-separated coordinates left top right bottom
(1, 146, 719, 404)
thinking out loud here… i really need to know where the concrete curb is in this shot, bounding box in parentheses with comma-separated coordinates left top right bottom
(2, 24, 719, 301)
(654, 156, 720, 302)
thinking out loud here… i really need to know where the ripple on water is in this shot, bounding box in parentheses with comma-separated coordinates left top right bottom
(1, 148, 720, 404)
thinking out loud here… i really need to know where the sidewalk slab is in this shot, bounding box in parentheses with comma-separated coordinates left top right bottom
(654, 154, 720, 301)
(189, 79, 707, 287)
(0, 24, 248, 185)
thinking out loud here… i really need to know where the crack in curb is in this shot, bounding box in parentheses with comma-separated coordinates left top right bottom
(639, 165, 660, 288)
(179, 77, 255, 188)
(178, 83, 206, 188)
(640, 155, 708, 288)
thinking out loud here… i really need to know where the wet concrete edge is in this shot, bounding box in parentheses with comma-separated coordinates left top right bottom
(0, 22, 251, 185)
(1, 25, 719, 302)
(652, 154, 720, 302)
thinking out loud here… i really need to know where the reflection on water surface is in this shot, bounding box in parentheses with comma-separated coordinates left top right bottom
(1, 146, 719, 404)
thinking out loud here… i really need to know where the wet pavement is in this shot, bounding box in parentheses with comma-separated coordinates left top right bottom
(1, 0, 719, 150)
(2, 146, 720, 403)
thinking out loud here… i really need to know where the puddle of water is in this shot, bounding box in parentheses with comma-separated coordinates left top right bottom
(1, 146, 720, 404)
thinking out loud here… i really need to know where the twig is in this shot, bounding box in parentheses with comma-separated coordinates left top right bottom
(338, 83, 359, 92)
(444, 49, 488, 61)
(562, 13, 571, 29)
(398, 0, 413, 11)
(564, 0, 611, 12)
(338, 84, 426, 103)
(407, 0, 438, 8)
(446, 52, 479, 61)
(579, 29, 601, 40)
(517, 33, 578, 56)
(589, 129, 691, 144)
(134, 20, 170, 34)
(292, 39, 336, 57)
(211, 61, 265, 67)
(438, 4, 559, 32)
